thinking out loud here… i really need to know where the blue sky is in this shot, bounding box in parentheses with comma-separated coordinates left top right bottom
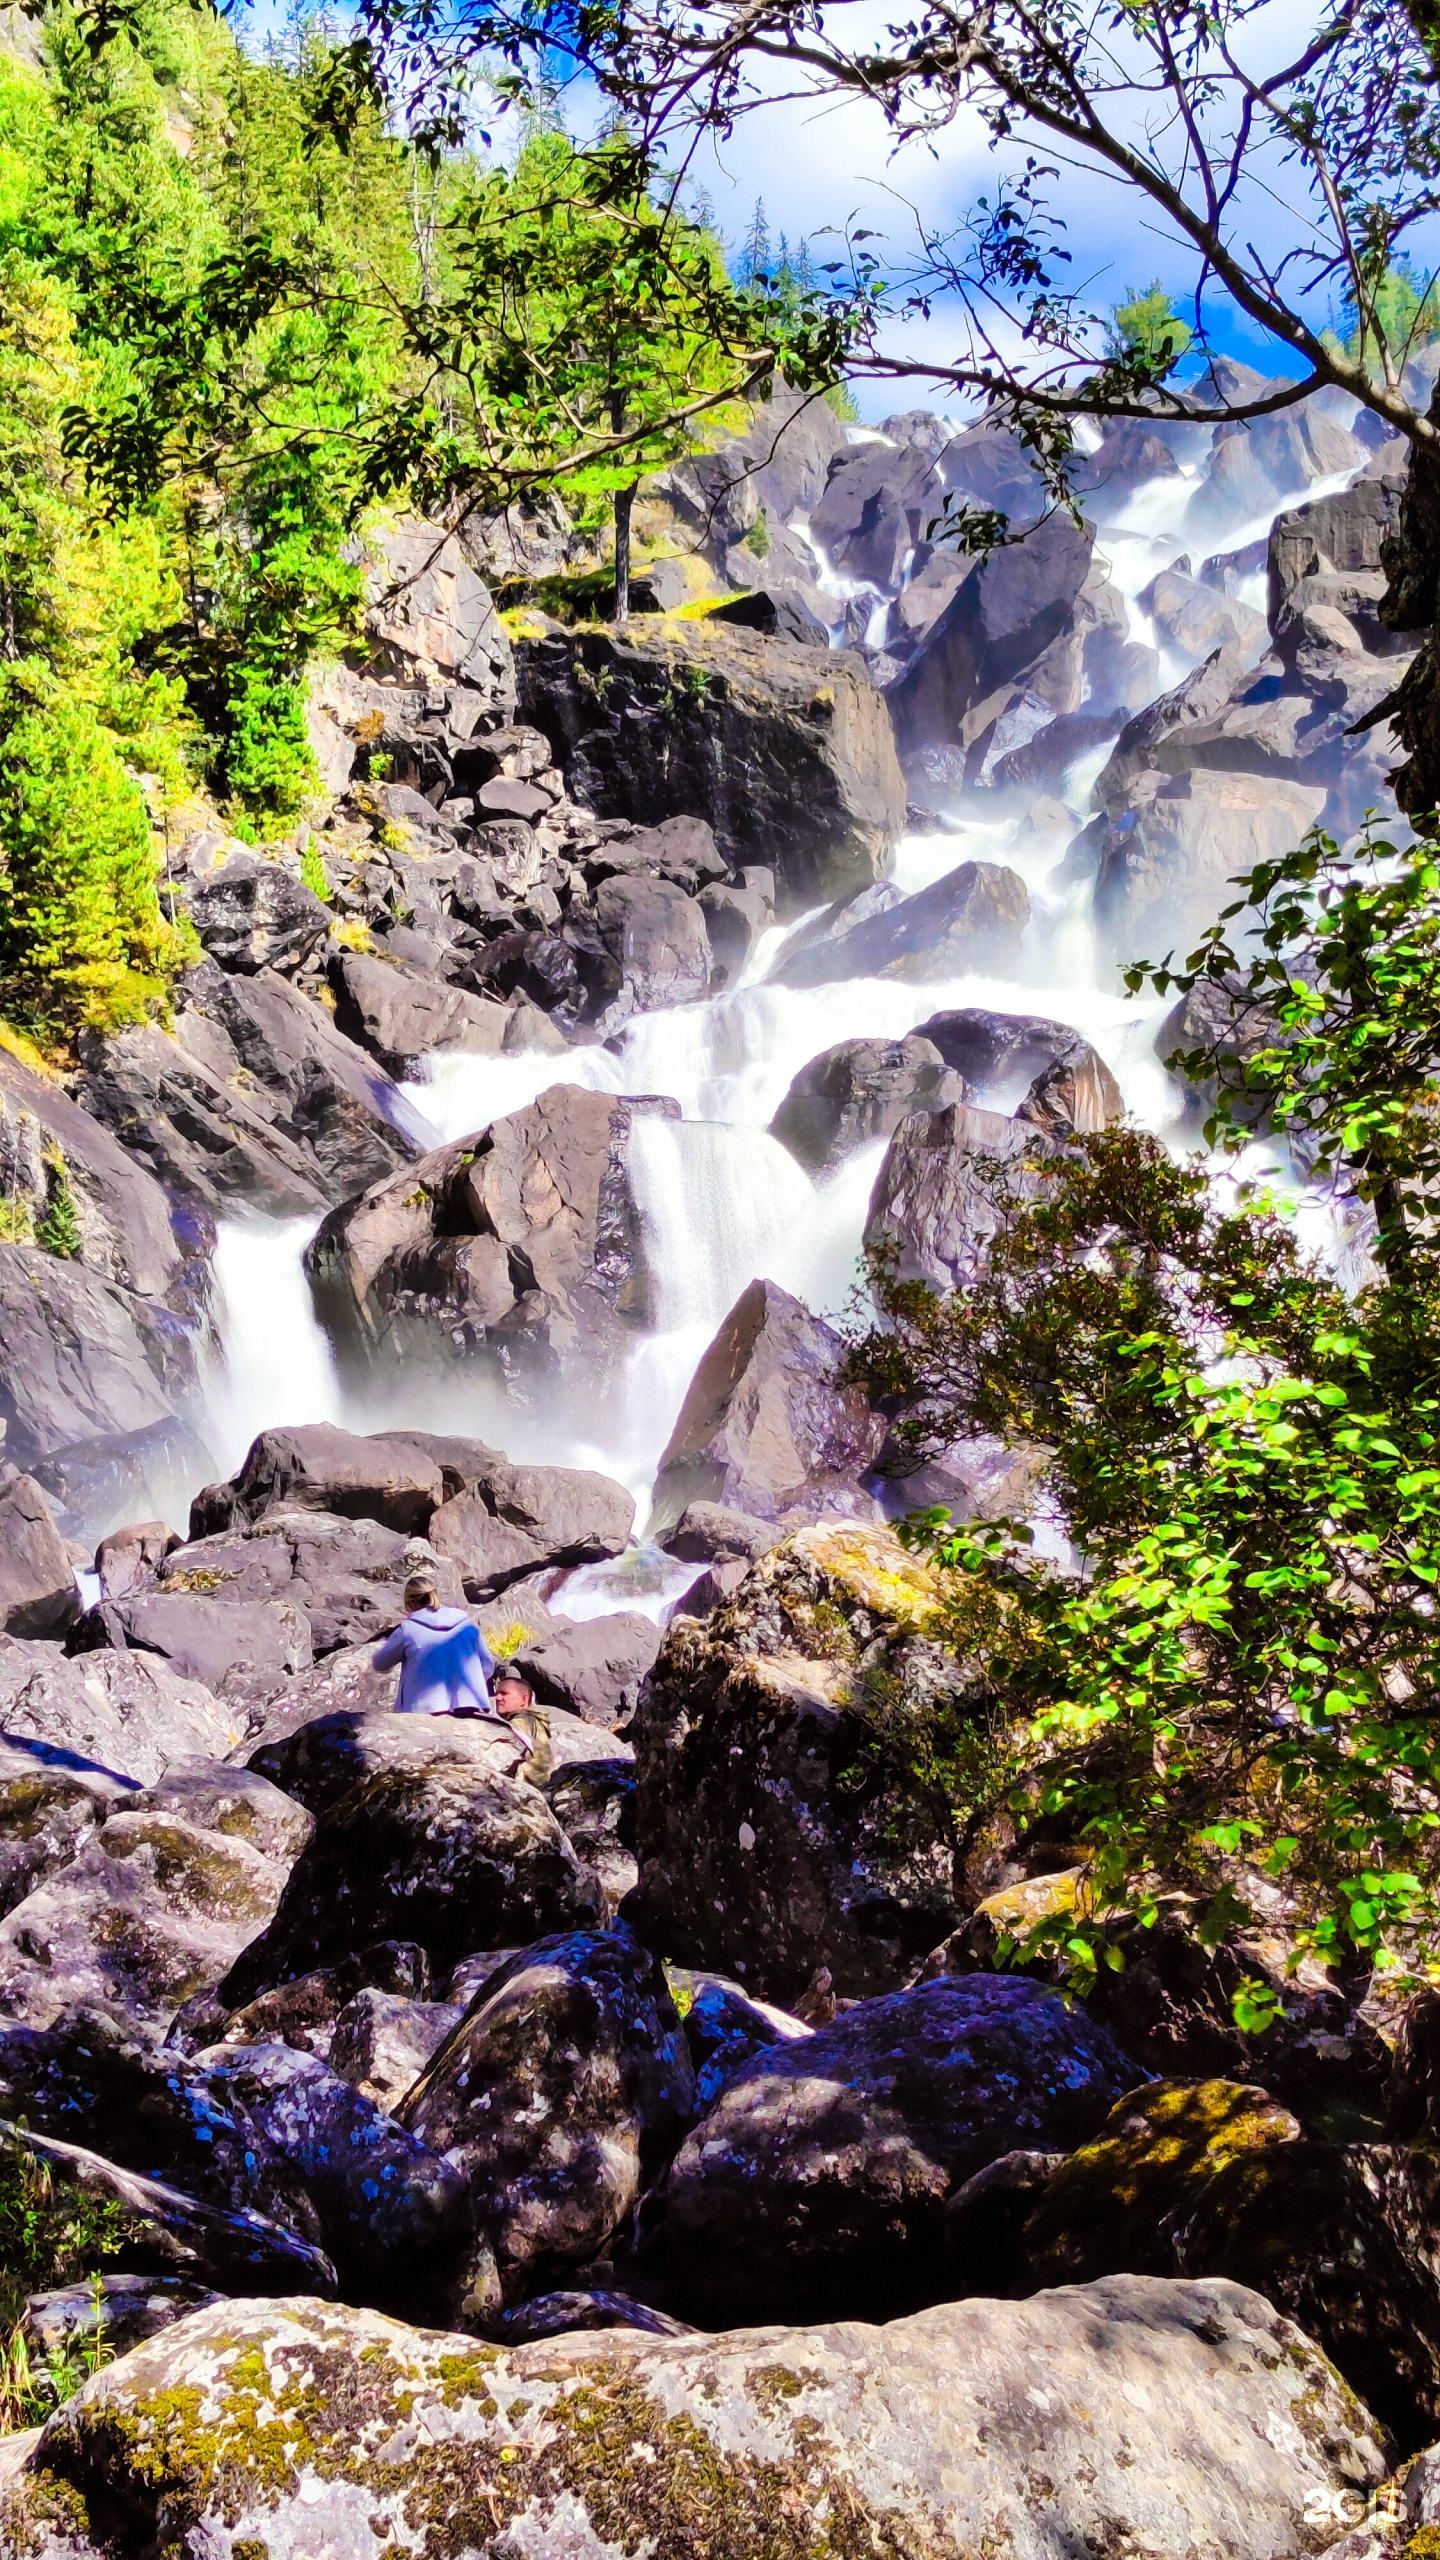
(233, 0, 1394, 422)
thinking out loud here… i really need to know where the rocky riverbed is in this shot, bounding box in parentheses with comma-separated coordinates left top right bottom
(0, 374, 1437, 2555)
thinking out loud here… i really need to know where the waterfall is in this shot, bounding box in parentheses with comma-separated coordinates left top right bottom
(208, 1216, 343, 1475)
(198, 444, 1364, 1536)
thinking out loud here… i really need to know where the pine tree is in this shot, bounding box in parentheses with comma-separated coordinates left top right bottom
(735, 196, 770, 289)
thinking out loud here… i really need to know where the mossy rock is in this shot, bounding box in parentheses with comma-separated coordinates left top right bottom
(785, 1522, 941, 1636)
(0, 2278, 1391, 2558)
(1023, 2077, 1302, 2285)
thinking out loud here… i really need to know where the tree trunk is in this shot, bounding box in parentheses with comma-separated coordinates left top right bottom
(609, 388, 632, 631)
(613, 483, 633, 630)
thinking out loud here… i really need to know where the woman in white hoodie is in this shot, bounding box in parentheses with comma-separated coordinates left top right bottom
(372, 1574, 501, 1717)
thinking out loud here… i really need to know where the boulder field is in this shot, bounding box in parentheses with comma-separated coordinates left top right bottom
(0, 1461, 1438, 2555)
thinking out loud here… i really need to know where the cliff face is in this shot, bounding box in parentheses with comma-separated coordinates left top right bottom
(1378, 389, 1440, 813)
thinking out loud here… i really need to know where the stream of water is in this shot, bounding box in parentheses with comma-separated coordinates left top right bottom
(204, 459, 1354, 1538)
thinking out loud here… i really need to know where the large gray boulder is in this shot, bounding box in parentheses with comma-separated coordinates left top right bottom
(191, 1422, 447, 1538)
(188, 853, 331, 975)
(0, 1797, 295, 2030)
(0, 1245, 185, 1469)
(1140, 565, 1268, 664)
(775, 859, 1029, 988)
(96, 1510, 464, 1681)
(914, 1009, 1123, 1121)
(31, 1417, 213, 1549)
(0, 1470, 79, 1636)
(517, 620, 906, 909)
(1184, 394, 1366, 538)
(646, 1976, 1138, 2325)
(515, 1614, 660, 1730)
(425, 1448, 634, 1597)
(330, 950, 510, 1078)
(1013, 2079, 1440, 2455)
(220, 1758, 604, 2004)
(0, 1640, 242, 1785)
(399, 1929, 694, 2296)
(0, 2278, 1391, 2558)
(1268, 459, 1408, 649)
(0, 1046, 192, 1302)
(1097, 637, 1253, 809)
(0, 1742, 127, 1919)
(629, 1524, 968, 2004)
(581, 875, 715, 1030)
(770, 1036, 964, 1173)
(247, 1705, 525, 1818)
(306, 1085, 670, 1390)
(649, 1278, 885, 1535)
(1095, 767, 1329, 959)
(864, 1100, 1060, 1292)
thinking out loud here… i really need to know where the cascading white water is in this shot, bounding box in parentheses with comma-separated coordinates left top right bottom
(207, 1216, 342, 1475)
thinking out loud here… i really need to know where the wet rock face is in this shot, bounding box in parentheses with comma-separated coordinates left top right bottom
(774, 859, 1030, 989)
(646, 1974, 1139, 2327)
(400, 1929, 694, 2297)
(587, 873, 714, 1027)
(517, 620, 906, 909)
(3, 2278, 1388, 2560)
(31, 1418, 213, 1553)
(0, 1244, 187, 1472)
(330, 950, 512, 1079)
(648, 1276, 885, 1535)
(306, 1084, 670, 1390)
(78, 963, 424, 1221)
(769, 1035, 963, 1172)
(909, 1007, 1122, 1109)
(628, 1524, 971, 2004)
(888, 507, 1096, 773)
(0, 1043, 194, 1305)
(1095, 765, 1330, 958)
(220, 1759, 604, 2006)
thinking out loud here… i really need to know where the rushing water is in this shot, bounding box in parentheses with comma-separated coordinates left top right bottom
(207, 456, 1358, 1537)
